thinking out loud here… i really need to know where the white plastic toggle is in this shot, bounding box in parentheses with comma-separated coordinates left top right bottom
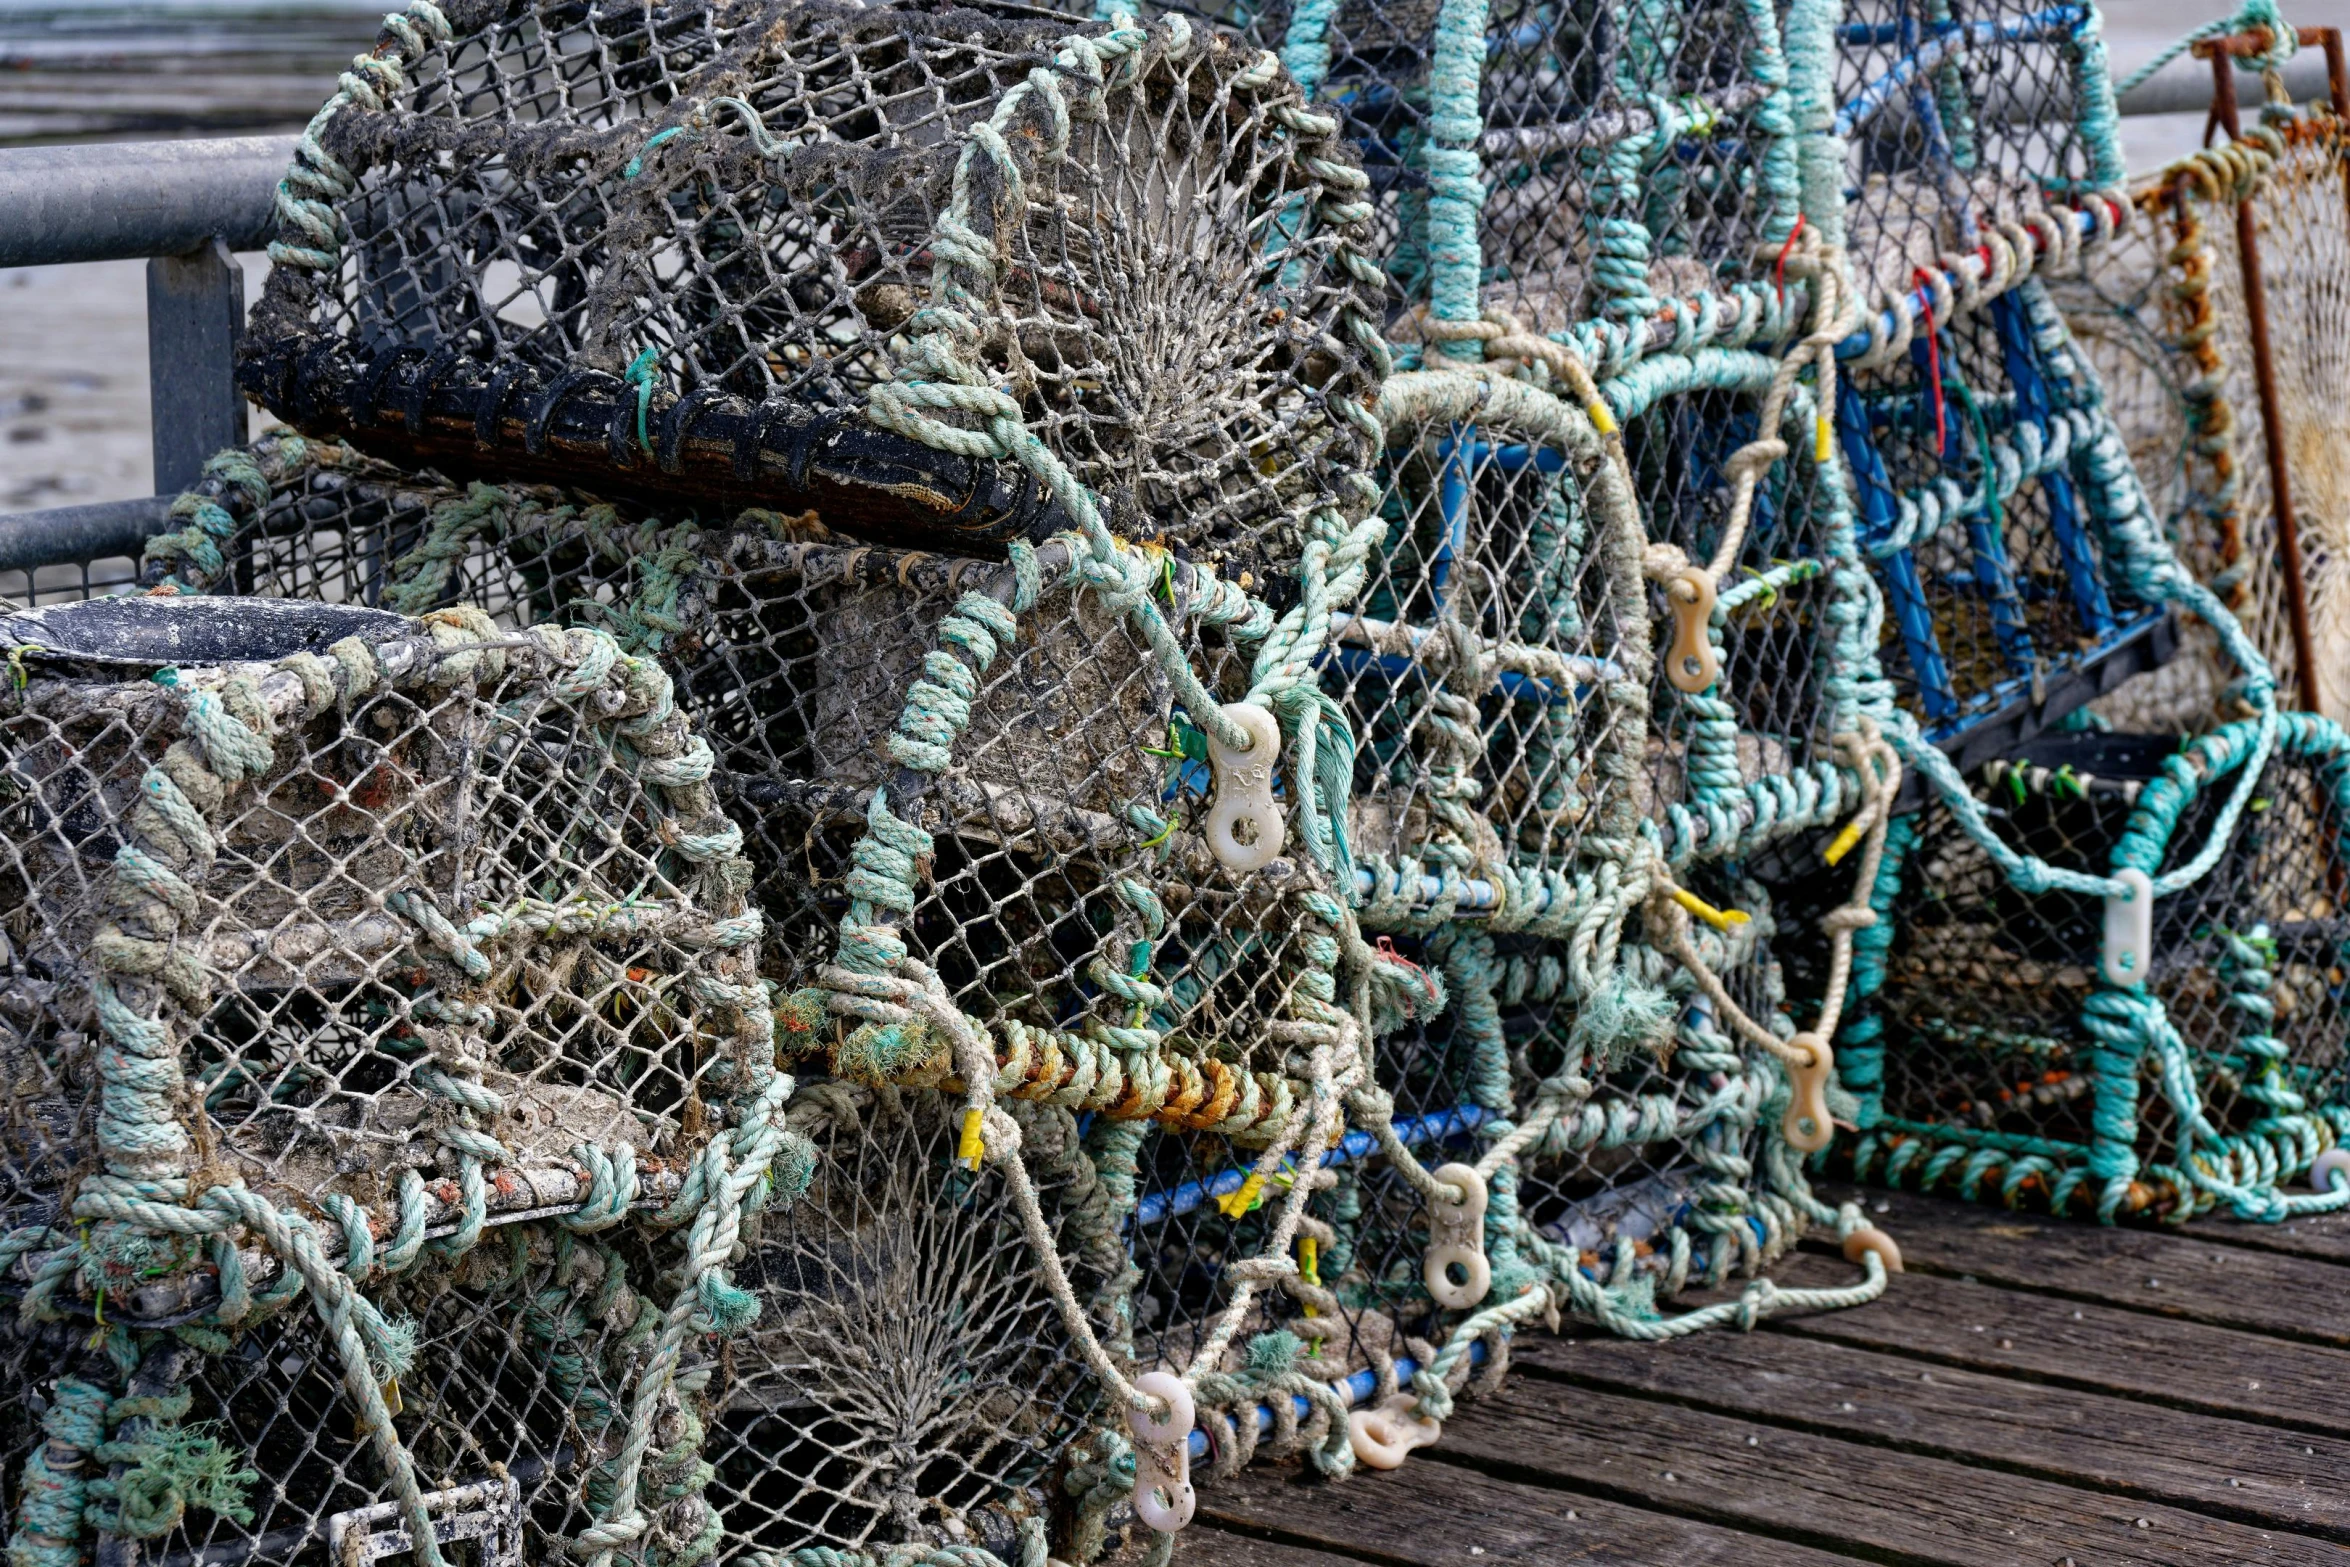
(1781, 1031, 1835, 1154)
(2312, 1147, 2350, 1196)
(2101, 867, 2154, 986)
(1348, 1393, 1442, 1470)
(1128, 1371, 1196, 1534)
(1422, 1162, 1491, 1309)
(1203, 702, 1285, 873)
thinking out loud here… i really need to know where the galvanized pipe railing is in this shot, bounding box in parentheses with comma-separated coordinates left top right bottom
(0, 134, 295, 574)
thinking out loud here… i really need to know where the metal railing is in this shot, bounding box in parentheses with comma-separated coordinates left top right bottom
(0, 49, 2333, 579)
(0, 134, 293, 573)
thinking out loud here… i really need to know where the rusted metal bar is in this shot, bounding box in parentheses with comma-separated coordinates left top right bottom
(2199, 32, 2323, 714)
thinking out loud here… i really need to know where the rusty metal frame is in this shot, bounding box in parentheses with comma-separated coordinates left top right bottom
(2193, 23, 2350, 714)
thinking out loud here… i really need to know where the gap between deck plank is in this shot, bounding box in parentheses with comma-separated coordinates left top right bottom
(1511, 1322, 2350, 1541)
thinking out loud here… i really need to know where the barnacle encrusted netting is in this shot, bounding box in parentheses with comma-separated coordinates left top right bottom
(1824, 716, 2350, 1222)
(237, 0, 1384, 586)
(0, 595, 811, 1567)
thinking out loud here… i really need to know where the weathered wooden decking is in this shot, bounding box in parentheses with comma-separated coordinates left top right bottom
(1180, 1186, 2350, 1566)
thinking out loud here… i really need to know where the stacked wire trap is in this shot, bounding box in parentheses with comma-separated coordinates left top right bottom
(1837, 715, 2350, 1220)
(1810, 7, 2350, 1236)
(1828, 0, 2207, 761)
(2079, 23, 2350, 735)
(1092, 0, 1913, 1383)
(0, 595, 800, 1567)
(208, 0, 1475, 1554)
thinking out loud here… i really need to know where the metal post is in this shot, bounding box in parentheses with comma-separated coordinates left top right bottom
(2201, 32, 2323, 714)
(145, 238, 247, 498)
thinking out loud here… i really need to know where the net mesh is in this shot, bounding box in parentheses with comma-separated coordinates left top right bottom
(1832, 718, 2350, 1220)
(24, 0, 2323, 1561)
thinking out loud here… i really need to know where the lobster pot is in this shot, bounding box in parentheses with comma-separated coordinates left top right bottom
(237, 0, 1382, 578)
(1835, 0, 2126, 316)
(0, 595, 785, 1567)
(2088, 108, 2350, 732)
(1836, 719, 2350, 1221)
(1837, 276, 2165, 760)
(711, 1084, 1109, 1559)
(1330, 371, 1649, 916)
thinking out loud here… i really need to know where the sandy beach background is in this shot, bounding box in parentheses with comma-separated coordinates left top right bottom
(0, 0, 2283, 513)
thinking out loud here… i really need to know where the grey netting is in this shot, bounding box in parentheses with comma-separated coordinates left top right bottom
(239, 0, 1383, 586)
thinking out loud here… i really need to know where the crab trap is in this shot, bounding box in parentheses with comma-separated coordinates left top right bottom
(236, 0, 1384, 582)
(1824, 716, 2350, 1222)
(1824, 1, 2223, 759)
(2127, 78, 2349, 732)
(0, 592, 821, 1567)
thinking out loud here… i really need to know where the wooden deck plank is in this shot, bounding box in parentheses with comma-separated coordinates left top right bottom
(1761, 1252, 2350, 1436)
(1193, 1446, 1862, 1565)
(2195, 1210, 2350, 1267)
(1416, 1380, 2337, 1564)
(1818, 1186, 2350, 1344)
(1169, 1529, 1380, 1567)
(1512, 1325, 2350, 1540)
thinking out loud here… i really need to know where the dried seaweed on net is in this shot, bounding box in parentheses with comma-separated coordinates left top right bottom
(1830, 717, 2350, 1223)
(0, 593, 811, 1567)
(237, 0, 1384, 587)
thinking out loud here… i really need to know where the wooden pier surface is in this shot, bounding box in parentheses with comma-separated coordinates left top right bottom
(1182, 1186, 2350, 1566)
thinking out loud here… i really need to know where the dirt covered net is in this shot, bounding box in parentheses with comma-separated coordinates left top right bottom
(236, 0, 1384, 585)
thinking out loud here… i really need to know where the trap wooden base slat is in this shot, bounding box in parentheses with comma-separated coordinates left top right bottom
(1819, 1188, 2350, 1347)
(1168, 1191, 2350, 1567)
